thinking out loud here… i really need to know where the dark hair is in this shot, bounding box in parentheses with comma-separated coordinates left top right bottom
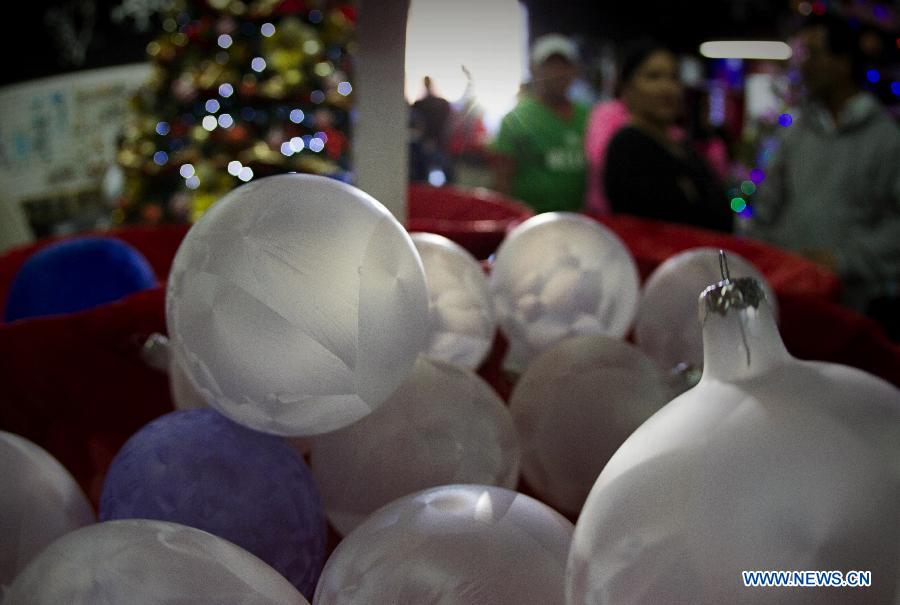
(616, 38, 674, 97)
(800, 13, 865, 85)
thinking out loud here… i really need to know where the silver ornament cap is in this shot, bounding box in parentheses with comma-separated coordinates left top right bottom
(699, 250, 768, 321)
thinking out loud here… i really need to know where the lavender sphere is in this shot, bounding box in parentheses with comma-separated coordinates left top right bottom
(99, 409, 326, 598)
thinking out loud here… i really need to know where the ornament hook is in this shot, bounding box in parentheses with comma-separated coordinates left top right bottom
(719, 249, 731, 282)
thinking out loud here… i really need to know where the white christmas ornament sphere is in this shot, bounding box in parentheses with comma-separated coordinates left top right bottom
(4, 519, 309, 604)
(313, 485, 574, 605)
(166, 174, 429, 436)
(567, 269, 900, 605)
(635, 247, 777, 373)
(509, 336, 673, 515)
(311, 356, 519, 535)
(0, 431, 95, 585)
(490, 213, 639, 369)
(411, 232, 496, 368)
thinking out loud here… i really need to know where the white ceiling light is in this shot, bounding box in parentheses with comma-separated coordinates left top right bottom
(699, 41, 792, 60)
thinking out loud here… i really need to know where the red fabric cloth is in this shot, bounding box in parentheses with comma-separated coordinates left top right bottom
(0, 288, 172, 509)
(777, 292, 900, 385)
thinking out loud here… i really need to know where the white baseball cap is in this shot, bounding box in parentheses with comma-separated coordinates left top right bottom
(531, 34, 579, 65)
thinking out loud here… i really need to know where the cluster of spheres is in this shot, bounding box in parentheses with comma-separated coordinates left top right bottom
(5, 173, 898, 605)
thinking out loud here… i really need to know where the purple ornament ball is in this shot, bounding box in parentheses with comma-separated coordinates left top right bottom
(99, 408, 326, 598)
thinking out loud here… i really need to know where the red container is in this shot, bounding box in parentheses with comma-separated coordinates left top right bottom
(407, 184, 534, 259)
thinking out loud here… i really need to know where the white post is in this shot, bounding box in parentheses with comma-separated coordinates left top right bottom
(354, 0, 410, 222)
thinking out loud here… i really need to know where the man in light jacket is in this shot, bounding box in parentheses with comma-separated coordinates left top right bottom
(750, 14, 899, 336)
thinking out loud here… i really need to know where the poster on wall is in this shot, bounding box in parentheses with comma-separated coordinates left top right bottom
(0, 63, 150, 236)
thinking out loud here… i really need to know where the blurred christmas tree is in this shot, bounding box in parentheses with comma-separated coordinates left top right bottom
(113, 0, 355, 224)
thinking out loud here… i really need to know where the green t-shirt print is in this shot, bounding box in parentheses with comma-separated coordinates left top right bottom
(491, 97, 588, 214)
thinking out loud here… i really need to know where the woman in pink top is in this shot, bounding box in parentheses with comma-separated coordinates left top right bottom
(584, 99, 630, 216)
(584, 81, 732, 218)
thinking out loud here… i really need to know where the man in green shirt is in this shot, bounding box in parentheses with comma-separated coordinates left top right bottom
(490, 34, 589, 214)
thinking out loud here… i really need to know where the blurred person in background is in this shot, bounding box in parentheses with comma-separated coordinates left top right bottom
(490, 34, 589, 213)
(410, 76, 454, 184)
(603, 39, 733, 232)
(749, 14, 899, 337)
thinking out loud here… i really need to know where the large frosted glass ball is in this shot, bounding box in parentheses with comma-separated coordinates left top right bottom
(411, 232, 496, 369)
(0, 431, 95, 585)
(99, 409, 326, 597)
(4, 519, 309, 605)
(634, 247, 777, 372)
(311, 356, 519, 535)
(490, 213, 639, 369)
(568, 300, 900, 605)
(509, 336, 672, 515)
(313, 485, 574, 605)
(166, 174, 429, 436)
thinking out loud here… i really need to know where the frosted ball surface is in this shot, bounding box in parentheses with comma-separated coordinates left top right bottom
(568, 304, 900, 605)
(99, 408, 326, 597)
(170, 348, 206, 410)
(490, 213, 639, 369)
(313, 485, 574, 605)
(0, 431, 94, 585)
(412, 232, 496, 368)
(635, 247, 777, 372)
(509, 336, 672, 515)
(311, 356, 519, 535)
(166, 174, 429, 436)
(4, 519, 309, 605)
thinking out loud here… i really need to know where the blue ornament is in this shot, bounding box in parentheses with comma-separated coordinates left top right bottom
(99, 409, 326, 598)
(4, 237, 157, 322)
